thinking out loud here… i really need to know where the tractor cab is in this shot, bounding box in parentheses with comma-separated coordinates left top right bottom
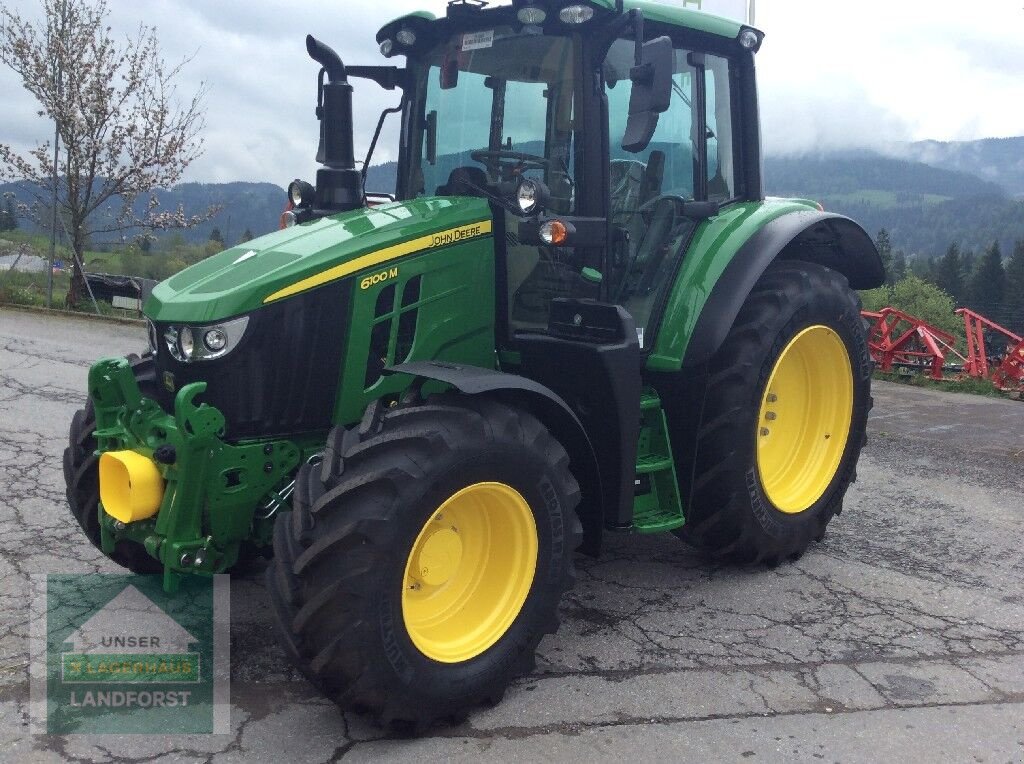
(293, 0, 763, 346)
(384, 2, 756, 341)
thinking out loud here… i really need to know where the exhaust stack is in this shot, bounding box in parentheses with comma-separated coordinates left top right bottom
(306, 35, 364, 212)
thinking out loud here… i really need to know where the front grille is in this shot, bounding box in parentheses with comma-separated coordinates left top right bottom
(153, 279, 352, 441)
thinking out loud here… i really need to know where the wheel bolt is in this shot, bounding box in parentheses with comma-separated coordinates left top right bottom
(765, 411, 777, 421)
(767, 393, 778, 403)
(760, 427, 770, 437)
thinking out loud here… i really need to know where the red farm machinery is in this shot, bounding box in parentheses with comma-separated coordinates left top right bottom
(863, 307, 1024, 396)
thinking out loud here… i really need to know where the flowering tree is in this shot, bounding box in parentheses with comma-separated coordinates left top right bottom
(0, 0, 215, 305)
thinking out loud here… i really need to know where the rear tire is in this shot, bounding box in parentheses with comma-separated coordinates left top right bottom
(63, 353, 162, 573)
(267, 394, 582, 728)
(676, 261, 872, 564)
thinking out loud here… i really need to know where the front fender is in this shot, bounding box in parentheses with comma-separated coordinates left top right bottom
(386, 360, 605, 555)
(648, 201, 883, 370)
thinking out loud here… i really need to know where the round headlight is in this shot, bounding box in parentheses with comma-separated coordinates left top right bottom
(281, 210, 298, 228)
(396, 28, 417, 46)
(739, 29, 760, 50)
(379, 38, 394, 56)
(517, 180, 540, 215)
(517, 5, 547, 24)
(178, 326, 195, 360)
(558, 4, 594, 24)
(204, 328, 227, 352)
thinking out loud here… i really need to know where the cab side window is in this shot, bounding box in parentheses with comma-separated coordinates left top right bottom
(706, 54, 736, 201)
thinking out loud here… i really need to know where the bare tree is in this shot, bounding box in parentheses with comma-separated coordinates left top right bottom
(0, 0, 215, 305)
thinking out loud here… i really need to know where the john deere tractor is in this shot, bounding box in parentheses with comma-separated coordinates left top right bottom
(65, 0, 881, 727)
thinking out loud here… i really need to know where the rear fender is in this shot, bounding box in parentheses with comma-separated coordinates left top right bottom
(385, 361, 605, 555)
(682, 210, 883, 368)
(648, 203, 883, 371)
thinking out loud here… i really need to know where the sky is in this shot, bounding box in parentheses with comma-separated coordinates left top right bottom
(2, 0, 1023, 185)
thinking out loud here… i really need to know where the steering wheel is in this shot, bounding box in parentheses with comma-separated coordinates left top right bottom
(637, 194, 688, 216)
(470, 149, 548, 179)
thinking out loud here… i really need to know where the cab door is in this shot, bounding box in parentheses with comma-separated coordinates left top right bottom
(602, 36, 740, 348)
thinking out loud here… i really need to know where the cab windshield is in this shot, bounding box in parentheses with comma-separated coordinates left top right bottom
(407, 27, 578, 214)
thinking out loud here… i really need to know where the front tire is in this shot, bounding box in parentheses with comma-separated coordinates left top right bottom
(267, 395, 582, 728)
(677, 261, 872, 563)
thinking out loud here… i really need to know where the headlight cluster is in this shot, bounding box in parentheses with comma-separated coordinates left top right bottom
(163, 316, 249, 363)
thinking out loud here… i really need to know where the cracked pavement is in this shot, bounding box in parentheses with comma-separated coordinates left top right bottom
(2, 305, 1023, 762)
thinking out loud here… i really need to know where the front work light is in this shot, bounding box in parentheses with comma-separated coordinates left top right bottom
(738, 28, 761, 50)
(517, 4, 548, 24)
(379, 39, 394, 56)
(288, 179, 315, 207)
(558, 4, 594, 24)
(396, 28, 417, 46)
(516, 178, 550, 215)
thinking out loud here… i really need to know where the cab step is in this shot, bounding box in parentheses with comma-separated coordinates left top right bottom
(632, 389, 685, 534)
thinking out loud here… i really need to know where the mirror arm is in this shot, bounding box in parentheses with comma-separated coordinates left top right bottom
(632, 11, 645, 66)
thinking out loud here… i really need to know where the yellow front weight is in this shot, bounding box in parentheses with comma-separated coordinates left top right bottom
(98, 450, 165, 523)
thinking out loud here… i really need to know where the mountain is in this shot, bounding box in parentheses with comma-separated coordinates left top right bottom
(762, 152, 1024, 256)
(0, 179, 287, 248)
(4, 137, 1023, 258)
(895, 137, 1024, 198)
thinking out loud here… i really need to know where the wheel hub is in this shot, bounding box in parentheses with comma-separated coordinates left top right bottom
(414, 526, 463, 586)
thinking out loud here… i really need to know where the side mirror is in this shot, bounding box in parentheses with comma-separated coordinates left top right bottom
(622, 35, 673, 153)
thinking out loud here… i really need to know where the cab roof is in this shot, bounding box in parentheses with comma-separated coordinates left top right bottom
(380, 1, 747, 43)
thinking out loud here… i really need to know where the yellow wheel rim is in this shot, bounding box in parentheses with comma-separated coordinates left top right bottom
(401, 482, 538, 663)
(756, 325, 854, 514)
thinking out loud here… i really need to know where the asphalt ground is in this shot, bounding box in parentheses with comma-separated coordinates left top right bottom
(1, 305, 1023, 762)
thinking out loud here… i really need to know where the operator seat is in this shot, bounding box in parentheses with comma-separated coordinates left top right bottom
(436, 166, 490, 197)
(609, 159, 645, 226)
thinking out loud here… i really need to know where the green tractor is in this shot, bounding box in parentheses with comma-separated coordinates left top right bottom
(65, 0, 880, 728)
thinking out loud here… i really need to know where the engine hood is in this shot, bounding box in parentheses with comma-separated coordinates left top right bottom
(145, 196, 493, 323)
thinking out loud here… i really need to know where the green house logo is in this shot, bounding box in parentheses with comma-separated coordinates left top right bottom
(61, 585, 201, 686)
(32, 574, 229, 735)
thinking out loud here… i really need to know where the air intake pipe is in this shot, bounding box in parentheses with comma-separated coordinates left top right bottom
(306, 34, 364, 212)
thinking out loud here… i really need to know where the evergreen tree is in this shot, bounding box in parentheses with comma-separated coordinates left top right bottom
(209, 227, 224, 244)
(910, 253, 933, 282)
(240, 228, 253, 243)
(1004, 240, 1024, 335)
(932, 242, 965, 304)
(875, 228, 894, 284)
(967, 240, 1006, 319)
(961, 248, 976, 282)
(892, 249, 907, 282)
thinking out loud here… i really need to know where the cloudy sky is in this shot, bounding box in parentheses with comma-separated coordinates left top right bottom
(2, 0, 1023, 185)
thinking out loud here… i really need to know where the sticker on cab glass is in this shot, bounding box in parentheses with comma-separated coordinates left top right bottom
(462, 30, 494, 51)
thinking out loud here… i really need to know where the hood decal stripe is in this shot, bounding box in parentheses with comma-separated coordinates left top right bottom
(263, 219, 493, 304)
